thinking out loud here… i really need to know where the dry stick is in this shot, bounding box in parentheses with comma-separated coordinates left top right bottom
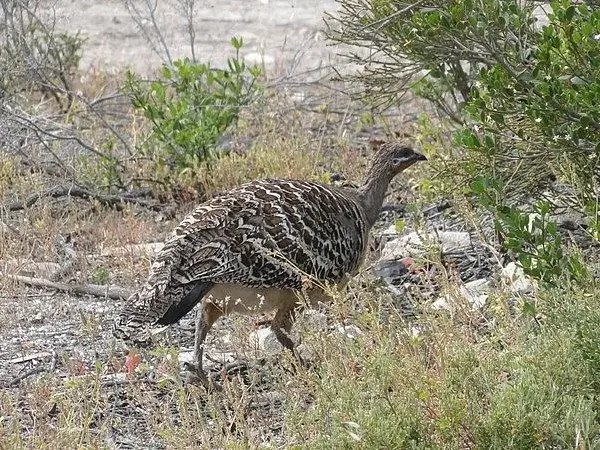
(2, 273, 133, 300)
(9, 351, 58, 387)
(7, 185, 159, 212)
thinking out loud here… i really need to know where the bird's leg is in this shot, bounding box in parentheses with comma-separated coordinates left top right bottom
(271, 303, 304, 366)
(184, 300, 222, 387)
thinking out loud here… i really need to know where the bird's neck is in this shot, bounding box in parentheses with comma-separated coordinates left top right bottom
(357, 168, 394, 226)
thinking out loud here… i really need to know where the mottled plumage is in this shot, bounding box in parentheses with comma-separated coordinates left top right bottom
(114, 143, 426, 386)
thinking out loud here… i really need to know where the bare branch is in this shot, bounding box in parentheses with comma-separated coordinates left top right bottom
(1, 273, 133, 300)
(7, 184, 159, 212)
(121, 0, 172, 64)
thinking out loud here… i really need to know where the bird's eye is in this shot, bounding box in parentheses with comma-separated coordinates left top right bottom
(392, 157, 402, 165)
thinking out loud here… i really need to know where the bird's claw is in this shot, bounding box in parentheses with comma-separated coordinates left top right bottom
(183, 361, 221, 391)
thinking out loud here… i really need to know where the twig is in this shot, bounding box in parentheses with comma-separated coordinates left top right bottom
(2, 273, 133, 300)
(7, 185, 159, 212)
(9, 351, 58, 386)
(9, 352, 53, 364)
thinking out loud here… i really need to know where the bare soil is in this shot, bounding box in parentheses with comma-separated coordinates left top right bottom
(53, 0, 340, 76)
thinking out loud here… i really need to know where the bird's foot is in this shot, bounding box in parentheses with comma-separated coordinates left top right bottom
(183, 361, 221, 392)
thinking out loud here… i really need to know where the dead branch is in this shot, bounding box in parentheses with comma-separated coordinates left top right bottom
(2, 273, 133, 300)
(7, 185, 159, 212)
(8, 350, 58, 387)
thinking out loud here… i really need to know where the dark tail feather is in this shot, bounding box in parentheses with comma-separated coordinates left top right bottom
(156, 281, 214, 325)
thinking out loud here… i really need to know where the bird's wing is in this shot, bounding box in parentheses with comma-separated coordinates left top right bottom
(172, 198, 305, 289)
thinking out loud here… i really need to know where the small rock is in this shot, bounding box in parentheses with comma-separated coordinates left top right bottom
(178, 351, 194, 365)
(460, 278, 490, 309)
(295, 342, 316, 362)
(249, 327, 283, 354)
(372, 259, 409, 281)
(431, 296, 452, 312)
(501, 262, 535, 294)
(437, 231, 473, 254)
(334, 324, 362, 340)
(30, 312, 45, 324)
(380, 224, 400, 241)
(380, 231, 472, 260)
(409, 326, 422, 337)
(290, 91, 305, 104)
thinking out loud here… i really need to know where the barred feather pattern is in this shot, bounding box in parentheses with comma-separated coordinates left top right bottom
(115, 179, 370, 336)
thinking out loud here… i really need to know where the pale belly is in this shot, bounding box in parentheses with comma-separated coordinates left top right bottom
(204, 283, 331, 315)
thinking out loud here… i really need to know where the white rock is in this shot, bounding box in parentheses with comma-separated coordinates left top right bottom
(380, 224, 400, 239)
(501, 262, 535, 294)
(178, 351, 195, 364)
(460, 278, 490, 309)
(437, 231, 472, 254)
(381, 233, 423, 261)
(431, 295, 452, 311)
(335, 324, 362, 339)
(290, 91, 305, 104)
(249, 327, 283, 354)
(380, 231, 472, 260)
(409, 326, 422, 337)
(302, 309, 328, 331)
(295, 342, 316, 362)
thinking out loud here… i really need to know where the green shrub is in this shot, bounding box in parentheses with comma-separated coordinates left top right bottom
(331, 0, 600, 203)
(124, 37, 262, 172)
(471, 176, 587, 284)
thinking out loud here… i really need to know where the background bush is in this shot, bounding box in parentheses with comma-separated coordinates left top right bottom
(328, 0, 600, 281)
(123, 37, 262, 176)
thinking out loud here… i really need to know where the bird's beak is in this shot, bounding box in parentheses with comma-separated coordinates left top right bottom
(413, 152, 427, 161)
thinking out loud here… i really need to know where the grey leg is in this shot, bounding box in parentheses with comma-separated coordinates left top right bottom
(271, 303, 308, 370)
(184, 300, 222, 388)
(271, 304, 296, 352)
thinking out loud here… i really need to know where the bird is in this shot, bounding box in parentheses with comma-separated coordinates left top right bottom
(113, 142, 426, 386)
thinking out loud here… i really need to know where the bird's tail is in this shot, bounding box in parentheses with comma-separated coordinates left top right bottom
(113, 280, 214, 343)
(113, 290, 157, 345)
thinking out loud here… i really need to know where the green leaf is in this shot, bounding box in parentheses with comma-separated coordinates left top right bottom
(394, 219, 406, 234)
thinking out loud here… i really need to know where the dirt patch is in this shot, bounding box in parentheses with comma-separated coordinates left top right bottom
(53, 0, 341, 76)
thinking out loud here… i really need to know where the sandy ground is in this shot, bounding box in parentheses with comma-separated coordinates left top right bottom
(53, 0, 341, 76)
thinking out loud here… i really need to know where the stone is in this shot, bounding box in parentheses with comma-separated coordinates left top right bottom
(431, 295, 452, 312)
(249, 327, 283, 354)
(302, 309, 328, 331)
(334, 324, 362, 339)
(460, 278, 490, 309)
(372, 259, 409, 281)
(501, 262, 535, 294)
(380, 231, 472, 260)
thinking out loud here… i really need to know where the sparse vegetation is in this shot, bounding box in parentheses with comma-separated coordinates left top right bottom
(1, 0, 600, 448)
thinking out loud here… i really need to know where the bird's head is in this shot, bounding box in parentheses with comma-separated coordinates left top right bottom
(368, 142, 427, 181)
(383, 142, 427, 174)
